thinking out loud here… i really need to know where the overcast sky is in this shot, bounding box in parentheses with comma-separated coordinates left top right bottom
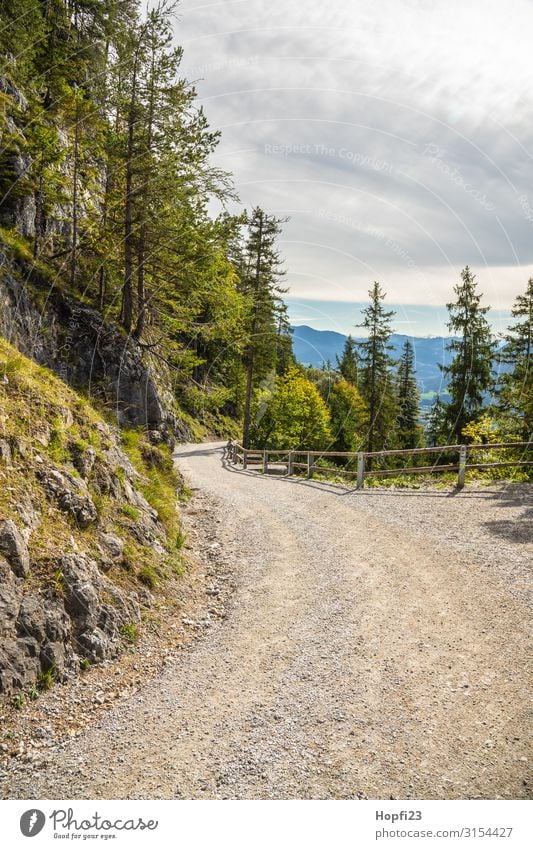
(175, 0, 533, 334)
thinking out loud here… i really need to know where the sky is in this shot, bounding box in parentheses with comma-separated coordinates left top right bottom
(175, 0, 533, 336)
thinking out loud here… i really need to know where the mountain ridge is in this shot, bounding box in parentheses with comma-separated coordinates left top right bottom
(291, 324, 455, 397)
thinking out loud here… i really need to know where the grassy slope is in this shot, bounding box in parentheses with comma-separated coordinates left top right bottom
(0, 336, 186, 599)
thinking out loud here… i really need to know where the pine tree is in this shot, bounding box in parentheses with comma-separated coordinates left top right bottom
(426, 394, 448, 446)
(356, 282, 398, 456)
(336, 334, 358, 385)
(497, 278, 533, 438)
(239, 207, 289, 447)
(441, 267, 495, 441)
(396, 339, 422, 449)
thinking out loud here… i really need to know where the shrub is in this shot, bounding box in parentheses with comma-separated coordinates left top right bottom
(120, 623, 139, 643)
(121, 504, 140, 521)
(251, 367, 332, 450)
(138, 565, 158, 589)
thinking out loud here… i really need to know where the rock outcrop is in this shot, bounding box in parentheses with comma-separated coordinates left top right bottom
(0, 336, 184, 696)
(0, 254, 190, 440)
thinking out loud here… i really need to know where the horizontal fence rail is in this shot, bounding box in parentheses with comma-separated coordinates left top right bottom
(224, 440, 533, 489)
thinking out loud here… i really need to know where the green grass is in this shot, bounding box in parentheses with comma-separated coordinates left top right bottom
(138, 564, 158, 589)
(48, 419, 71, 463)
(120, 622, 139, 643)
(37, 666, 55, 691)
(121, 428, 181, 538)
(53, 569, 64, 596)
(13, 693, 25, 710)
(28, 684, 40, 701)
(121, 504, 141, 521)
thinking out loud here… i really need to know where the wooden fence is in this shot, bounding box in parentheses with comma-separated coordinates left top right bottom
(225, 440, 533, 489)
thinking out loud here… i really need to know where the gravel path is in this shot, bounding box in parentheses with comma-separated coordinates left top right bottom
(5, 442, 532, 799)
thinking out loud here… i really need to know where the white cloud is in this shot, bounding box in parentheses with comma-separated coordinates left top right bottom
(176, 0, 533, 315)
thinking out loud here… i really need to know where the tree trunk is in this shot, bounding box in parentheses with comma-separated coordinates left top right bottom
(122, 43, 143, 334)
(242, 211, 263, 448)
(69, 93, 80, 289)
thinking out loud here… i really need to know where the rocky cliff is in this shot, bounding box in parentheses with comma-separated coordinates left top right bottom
(0, 238, 191, 442)
(0, 336, 186, 696)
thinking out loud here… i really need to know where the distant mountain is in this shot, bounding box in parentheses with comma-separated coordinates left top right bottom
(291, 325, 455, 399)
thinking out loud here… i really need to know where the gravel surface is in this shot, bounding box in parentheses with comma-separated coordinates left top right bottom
(3, 442, 531, 799)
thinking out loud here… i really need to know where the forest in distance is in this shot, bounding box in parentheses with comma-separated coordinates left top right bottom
(0, 0, 531, 466)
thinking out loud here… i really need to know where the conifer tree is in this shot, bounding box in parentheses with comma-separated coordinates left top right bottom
(356, 282, 398, 456)
(426, 393, 448, 446)
(396, 339, 422, 449)
(497, 277, 533, 438)
(441, 267, 495, 441)
(336, 334, 359, 385)
(239, 207, 289, 447)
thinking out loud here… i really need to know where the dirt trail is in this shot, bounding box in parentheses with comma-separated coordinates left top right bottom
(4, 442, 532, 799)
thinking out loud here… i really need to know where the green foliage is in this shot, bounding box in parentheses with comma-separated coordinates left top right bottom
(336, 335, 359, 385)
(121, 428, 181, 538)
(138, 564, 158, 589)
(28, 684, 40, 701)
(79, 657, 91, 672)
(13, 693, 25, 710)
(236, 208, 294, 446)
(496, 277, 532, 439)
(441, 267, 495, 440)
(121, 504, 141, 521)
(251, 367, 332, 449)
(0, 0, 293, 433)
(356, 282, 399, 454)
(396, 340, 423, 449)
(120, 623, 139, 643)
(47, 420, 70, 464)
(53, 569, 65, 596)
(37, 666, 55, 691)
(462, 416, 529, 481)
(426, 393, 449, 446)
(327, 379, 368, 452)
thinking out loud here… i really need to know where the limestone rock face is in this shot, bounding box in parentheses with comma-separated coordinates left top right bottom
(0, 519, 30, 578)
(37, 466, 98, 529)
(0, 261, 189, 441)
(0, 552, 142, 694)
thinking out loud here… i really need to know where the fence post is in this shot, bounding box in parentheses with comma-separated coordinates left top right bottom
(243, 449, 248, 470)
(233, 443, 237, 464)
(287, 450, 293, 476)
(457, 444, 467, 489)
(307, 452, 314, 479)
(263, 450, 268, 474)
(357, 452, 365, 489)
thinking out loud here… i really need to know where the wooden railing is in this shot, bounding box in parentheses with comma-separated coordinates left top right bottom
(224, 440, 533, 489)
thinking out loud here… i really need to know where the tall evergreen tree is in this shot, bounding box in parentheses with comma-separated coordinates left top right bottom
(0, 0, 291, 435)
(396, 339, 422, 449)
(426, 393, 448, 446)
(238, 207, 289, 448)
(336, 334, 359, 385)
(497, 277, 533, 438)
(356, 282, 398, 456)
(441, 267, 495, 441)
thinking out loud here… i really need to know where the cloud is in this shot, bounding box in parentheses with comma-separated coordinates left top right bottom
(176, 0, 533, 315)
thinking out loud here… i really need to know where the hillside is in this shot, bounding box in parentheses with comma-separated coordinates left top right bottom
(0, 336, 186, 696)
